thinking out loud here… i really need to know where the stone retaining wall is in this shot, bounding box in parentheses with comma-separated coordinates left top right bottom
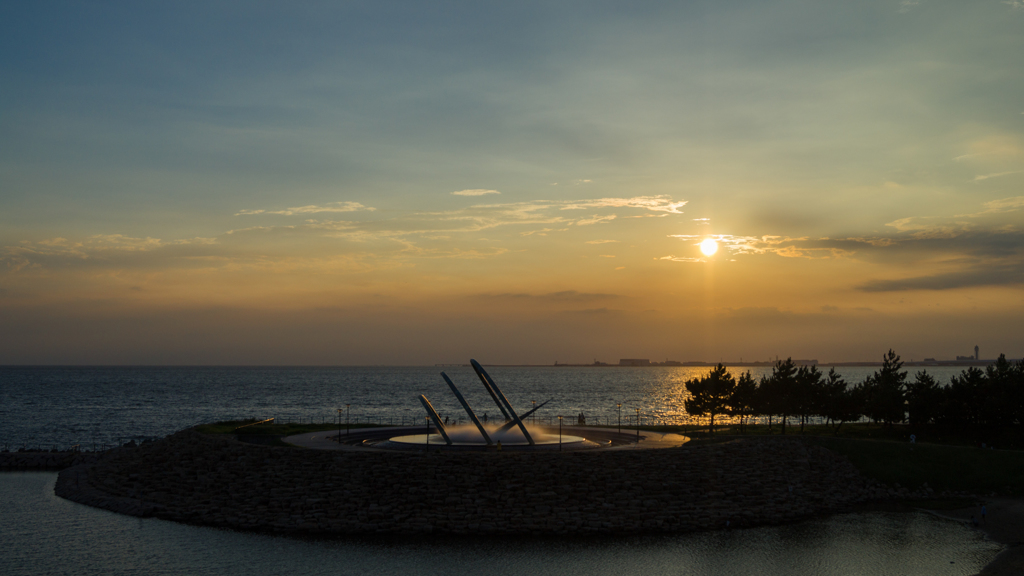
(1, 451, 98, 471)
(54, 430, 907, 535)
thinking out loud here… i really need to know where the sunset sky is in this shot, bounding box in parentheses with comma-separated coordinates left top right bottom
(2, 1, 1023, 365)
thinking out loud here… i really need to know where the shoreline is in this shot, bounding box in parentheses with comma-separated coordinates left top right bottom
(8, 432, 1021, 575)
(920, 499, 1024, 576)
(51, 430, 891, 536)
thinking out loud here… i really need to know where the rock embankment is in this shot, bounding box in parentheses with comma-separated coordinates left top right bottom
(1, 451, 98, 471)
(56, 430, 896, 535)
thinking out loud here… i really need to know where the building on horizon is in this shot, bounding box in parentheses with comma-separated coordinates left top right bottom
(619, 359, 651, 366)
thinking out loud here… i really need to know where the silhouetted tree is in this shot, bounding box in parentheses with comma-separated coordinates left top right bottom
(905, 370, 942, 426)
(758, 358, 798, 434)
(861, 349, 907, 426)
(794, 365, 824, 433)
(984, 354, 1022, 426)
(684, 364, 736, 435)
(728, 370, 758, 432)
(946, 367, 986, 428)
(819, 368, 860, 433)
(832, 386, 864, 435)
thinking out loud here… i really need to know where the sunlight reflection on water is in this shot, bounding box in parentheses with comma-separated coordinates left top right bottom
(0, 365, 977, 448)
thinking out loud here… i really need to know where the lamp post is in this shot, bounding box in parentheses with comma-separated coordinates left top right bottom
(532, 400, 536, 424)
(346, 404, 351, 436)
(617, 403, 622, 435)
(557, 415, 563, 451)
(337, 408, 342, 443)
(635, 407, 640, 443)
(425, 416, 430, 452)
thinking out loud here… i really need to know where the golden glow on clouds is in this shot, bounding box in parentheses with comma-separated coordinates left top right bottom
(1, 2, 1023, 363)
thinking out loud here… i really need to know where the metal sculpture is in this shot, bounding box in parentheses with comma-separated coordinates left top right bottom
(441, 372, 492, 445)
(418, 395, 452, 445)
(471, 359, 534, 445)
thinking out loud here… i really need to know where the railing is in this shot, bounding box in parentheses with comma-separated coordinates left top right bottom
(2, 411, 879, 452)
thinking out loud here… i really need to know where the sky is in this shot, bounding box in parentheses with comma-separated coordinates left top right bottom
(1, 1, 1023, 365)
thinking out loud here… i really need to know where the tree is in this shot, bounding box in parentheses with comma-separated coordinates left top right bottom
(794, 365, 824, 433)
(684, 364, 736, 435)
(984, 354, 1021, 426)
(820, 368, 860, 433)
(757, 358, 798, 434)
(905, 370, 942, 426)
(947, 367, 986, 428)
(861, 349, 908, 426)
(728, 370, 758, 432)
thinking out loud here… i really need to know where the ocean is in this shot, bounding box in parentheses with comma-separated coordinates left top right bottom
(0, 365, 972, 449)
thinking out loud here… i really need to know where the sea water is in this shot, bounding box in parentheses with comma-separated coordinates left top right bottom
(0, 473, 1001, 576)
(0, 366, 1004, 575)
(0, 365, 972, 449)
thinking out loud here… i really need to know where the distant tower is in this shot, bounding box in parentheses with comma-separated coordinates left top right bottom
(975, 345, 979, 360)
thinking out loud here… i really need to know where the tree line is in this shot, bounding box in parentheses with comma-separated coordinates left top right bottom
(683, 350, 1024, 437)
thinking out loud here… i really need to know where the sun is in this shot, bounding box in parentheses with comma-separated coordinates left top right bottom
(699, 238, 718, 257)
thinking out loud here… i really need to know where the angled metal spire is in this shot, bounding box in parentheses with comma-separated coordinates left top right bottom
(472, 360, 511, 421)
(418, 395, 452, 445)
(495, 398, 551, 434)
(440, 372, 492, 445)
(471, 359, 534, 445)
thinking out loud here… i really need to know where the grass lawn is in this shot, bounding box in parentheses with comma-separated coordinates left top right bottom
(621, 422, 1024, 496)
(803, 436, 1024, 495)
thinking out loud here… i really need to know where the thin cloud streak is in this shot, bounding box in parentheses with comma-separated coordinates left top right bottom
(972, 171, 1020, 182)
(237, 202, 375, 216)
(451, 189, 501, 196)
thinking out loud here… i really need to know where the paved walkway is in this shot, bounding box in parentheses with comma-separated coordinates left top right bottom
(284, 427, 407, 451)
(284, 427, 689, 451)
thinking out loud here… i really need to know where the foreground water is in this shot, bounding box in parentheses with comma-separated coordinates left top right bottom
(0, 365, 972, 449)
(0, 473, 1000, 576)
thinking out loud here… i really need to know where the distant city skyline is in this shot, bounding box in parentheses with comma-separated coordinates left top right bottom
(1, 2, 1023, 365)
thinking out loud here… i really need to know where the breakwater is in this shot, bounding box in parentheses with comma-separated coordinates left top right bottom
(48, 429, 935, 536)
(1, 451, 98, 471)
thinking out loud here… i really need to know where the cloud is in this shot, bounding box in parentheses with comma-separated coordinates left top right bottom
(585, 240, 619, 244)
(561, 195, 687, 214)
(888, 196, 1024, 233)
(236, 202, 375, 216)
(959, 196, 1024, 217)
(1005, 1, 1024, 9)
(668, 234, 855, 260)
(858, 265, 1024, 292)
(898, 0, 921, 13)
(575, 214, 617, 226)
(521, 228, 555, 236)
(451, 189, 501, 196)
(884, 217, 968, 239)
(980, 196, 1024, 213)
(3, 194, 690, 273)
(562, 307, 619, 315)
(1, 235, 221, 272)
(598, 254, 616, 258)
(474, 290, 619, 303)
(973, 171, 1020, 182)
(659, 254, 703, 263)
